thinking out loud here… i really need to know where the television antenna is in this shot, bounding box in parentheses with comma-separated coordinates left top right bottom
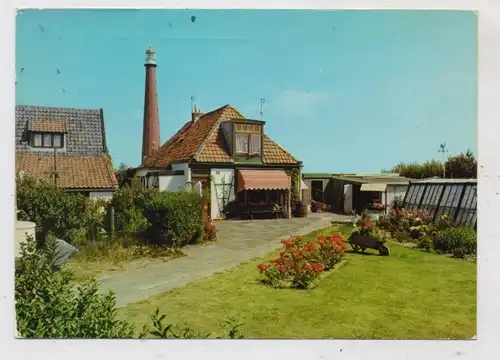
(260, 97, 266, 120)
(438, 143, 449, 178)
(190, 96, 195, 112)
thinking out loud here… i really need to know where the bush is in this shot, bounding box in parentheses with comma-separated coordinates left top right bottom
(16, 235, 134, 338)
(16, 176, 105, 244)
(391, 195, 404, 211)
(257, 233, 346, 289)
(108, 186, 155, 235)
(202, 216, 218, 243)
(417, 236, 433, 252)
(434, 227, 477, 258)
(316, 234, 348, 270)
(16, 235, 243, 339)
(144, 191, 203, 247)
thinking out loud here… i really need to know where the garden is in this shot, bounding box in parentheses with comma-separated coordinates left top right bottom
(118, 223, 476, 339)
(15, 176, 218, 281)
(15, 177, 476, 339)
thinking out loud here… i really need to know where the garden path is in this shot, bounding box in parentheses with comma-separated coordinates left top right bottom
(98, 212, 351, 307)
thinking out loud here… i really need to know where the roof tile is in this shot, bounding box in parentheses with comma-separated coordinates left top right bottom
(28, 119, 67, 133)
(142, 104, 300, 167)
(16, 154, 118, 189)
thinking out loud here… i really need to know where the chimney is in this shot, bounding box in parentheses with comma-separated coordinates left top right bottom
(142, 46, 161, 163)
(191, 104, 204, 123)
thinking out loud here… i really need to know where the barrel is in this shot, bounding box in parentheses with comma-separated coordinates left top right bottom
(15, 221, 36, 258)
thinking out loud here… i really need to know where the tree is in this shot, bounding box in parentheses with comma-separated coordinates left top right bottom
(445, 149, 477, 179)
(115, 162, 136, 188)
(388, 160, 443, 179)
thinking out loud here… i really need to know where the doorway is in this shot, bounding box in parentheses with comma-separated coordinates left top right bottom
(311, 180, 324, 202)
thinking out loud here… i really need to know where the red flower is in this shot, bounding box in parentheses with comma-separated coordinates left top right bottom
(312, 263, 324, 272)
(278, 265, 286, 272)
(257, 264, 268, 272)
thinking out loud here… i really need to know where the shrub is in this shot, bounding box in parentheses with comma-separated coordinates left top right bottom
(202, 216, 218, 243)
(391, 195, 404, 211)
(434, 227, 477, 258)
(16, 234, 134, 338)
(143, 191, 203, 247)
(436, 214, 455, 231)
(369, 227, 392, 245)
(418, 236, 433, 252)
(108, 186, 155, 235)
(377, 209, 433, 241)
(16, 176, 104, 244)
(316, 234, 348, 270)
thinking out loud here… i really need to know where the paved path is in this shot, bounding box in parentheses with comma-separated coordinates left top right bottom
(99, 213, 350, 307)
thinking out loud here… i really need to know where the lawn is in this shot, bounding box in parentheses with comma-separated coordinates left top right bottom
(119, 225, 477, 339)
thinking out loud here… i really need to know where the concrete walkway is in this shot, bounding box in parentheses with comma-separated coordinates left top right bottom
(99, 213, 350, 307)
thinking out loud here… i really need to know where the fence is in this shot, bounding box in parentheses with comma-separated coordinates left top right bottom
(402, 179, 477, 228)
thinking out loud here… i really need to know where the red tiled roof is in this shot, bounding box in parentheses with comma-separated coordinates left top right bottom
(16, 154, 118, 189)
(28, 119, 67, 133)
(141, 104, 300, 167)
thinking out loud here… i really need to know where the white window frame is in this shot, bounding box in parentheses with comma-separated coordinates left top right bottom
(250, 134, 261, 155)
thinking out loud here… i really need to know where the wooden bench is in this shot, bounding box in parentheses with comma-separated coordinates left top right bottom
(240, 204, 277, 220)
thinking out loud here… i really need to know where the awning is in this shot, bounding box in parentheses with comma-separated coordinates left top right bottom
(300, 179, 309, 190)
(237, 169, 291, 192)
(360, 183, 387, 192)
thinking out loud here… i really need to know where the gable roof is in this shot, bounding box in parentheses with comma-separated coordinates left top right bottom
(142, 104, 300, 168)
(15, 105, 117, 190)
(16, 154, 118, 189)
(16, 105, 108, 156)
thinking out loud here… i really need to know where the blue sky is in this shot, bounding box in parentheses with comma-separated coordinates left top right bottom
(15, 9, 477, 172)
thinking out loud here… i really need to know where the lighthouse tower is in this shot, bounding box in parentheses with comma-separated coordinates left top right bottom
(141, 46, 161, 163)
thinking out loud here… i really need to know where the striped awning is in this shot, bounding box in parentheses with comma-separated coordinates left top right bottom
(237, 169, 291, 192)
(360, 183, 387, 192)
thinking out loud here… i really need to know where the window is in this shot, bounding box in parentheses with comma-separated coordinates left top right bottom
(248, 190, 266, 204)
(236, 133, 249, 154)
(236, 133, 261, 155)
(53, 134, 62, 148)
(250, 134, 261, 154)
(43, 134, 52, 147)
(30, 132, 64, 148)
(33, 133, 42, 147)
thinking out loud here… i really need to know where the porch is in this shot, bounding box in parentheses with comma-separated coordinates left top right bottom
(235, 169, 291, 220)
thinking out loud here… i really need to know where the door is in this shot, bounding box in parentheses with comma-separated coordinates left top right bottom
(344, 184, 353, 214)
(311, 180, 324, 202)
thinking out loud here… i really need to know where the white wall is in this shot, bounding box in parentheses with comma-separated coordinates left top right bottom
(89, 191, 114, 201)
(136, 163, 191, 191)
(171, 163, 191, 181)
(159, 175, 187, 192)
(210, 168, 236, 219)
(384, 185, 408, 208)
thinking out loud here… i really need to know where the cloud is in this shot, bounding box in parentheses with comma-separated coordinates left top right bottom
(268, 90, 331, 118)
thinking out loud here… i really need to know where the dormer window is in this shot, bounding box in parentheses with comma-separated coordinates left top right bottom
(30, 133, 64, 148)
(234, 122, 263, 156)
(28, 119, 67, 149)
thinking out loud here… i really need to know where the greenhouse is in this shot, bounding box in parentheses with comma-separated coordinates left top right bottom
(402, 178, 477, 228)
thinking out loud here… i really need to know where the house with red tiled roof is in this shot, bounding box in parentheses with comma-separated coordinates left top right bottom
(15, 105, 118, 199)
(137, 103, 303, 219)
(136, 46, 303, 219)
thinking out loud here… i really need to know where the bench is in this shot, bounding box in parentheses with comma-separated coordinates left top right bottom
(240, 204, 278, 220)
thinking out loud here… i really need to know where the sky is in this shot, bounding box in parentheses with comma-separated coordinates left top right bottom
(15, 9, 477, 172)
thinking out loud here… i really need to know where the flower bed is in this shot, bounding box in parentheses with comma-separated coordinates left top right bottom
(376, 209, 476, 259)
(257, 233, 347, 289)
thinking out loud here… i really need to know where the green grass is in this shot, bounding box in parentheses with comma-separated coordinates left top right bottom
(119, 225, 476, 339)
